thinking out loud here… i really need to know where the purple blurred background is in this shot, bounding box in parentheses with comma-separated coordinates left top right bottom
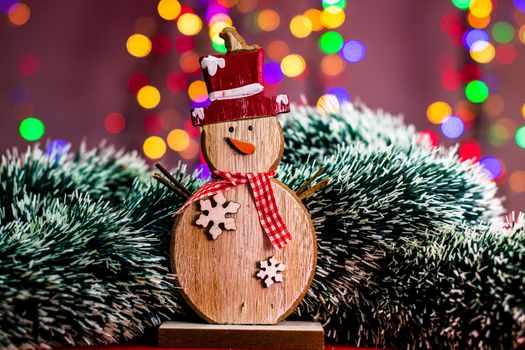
(1, 0, 524, 212)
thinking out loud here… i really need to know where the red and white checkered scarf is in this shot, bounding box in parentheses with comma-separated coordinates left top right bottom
(174, 170, 292, 249)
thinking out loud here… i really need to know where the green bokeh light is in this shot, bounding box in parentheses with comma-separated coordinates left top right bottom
(488, 124, 510, 147)
(319, 31, 344, 54)
(212, 40, 227, 54)
(451, 0, 472, 10)
(322, 0, 346, 9)
(19, 117, 45, 141)
(465, 80, 489, 103)
(492, 22, 514, 44)
(516, 126, 525, 149)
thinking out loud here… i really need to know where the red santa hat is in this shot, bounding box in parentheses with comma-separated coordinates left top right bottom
(190, 28, 290, 126)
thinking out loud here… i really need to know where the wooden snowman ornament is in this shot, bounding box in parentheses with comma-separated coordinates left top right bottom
(170, 28, 317, 325)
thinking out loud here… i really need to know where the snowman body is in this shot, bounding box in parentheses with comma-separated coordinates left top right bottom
(171, 34, 317, 325)
(173, 179, 316, 324)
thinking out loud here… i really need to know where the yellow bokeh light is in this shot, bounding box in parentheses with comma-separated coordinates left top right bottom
(510, 171, 525, 192)
(289, 15, 312, 39)
(209, 13, 232, 26)
(469, 0, 492, 18)
(317, 94, 340, 115)
(137, 85, 161, 109)
(8, 3, 30, 26)
(209, 22, 229, 44)
(177, 13, 202, 36)
(126, 34, 152, 58)
(157, 0, 181, 20)
(468, 13, 490, 29)
(267, 40, 289, 61)
(281, 54, 306, 78)
(167, 129, 190, 151)
(179, 139, 200, 160)
(304, 8, 323, 31)
(188, 80, 208, 102)
(426, 101, 452, 124)
(519, 25, 525, 45)
(320, 6, 345, 29)
(470, 42, 495, 64)
(143, 136, 167, 159)
(522, 103, 525, 119)
(321, 55, 345, 76)
(257, 9, 280, 32)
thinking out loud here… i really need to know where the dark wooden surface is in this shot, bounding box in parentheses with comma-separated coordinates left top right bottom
(158, 321, 324, 349)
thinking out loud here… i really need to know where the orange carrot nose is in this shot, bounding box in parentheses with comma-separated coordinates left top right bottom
(227, 137, 256, 155)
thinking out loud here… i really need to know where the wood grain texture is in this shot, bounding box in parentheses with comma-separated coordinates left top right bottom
(172, 179, 316, 324)
(158, 321, 324, 349)
(201, 117, 284, 173)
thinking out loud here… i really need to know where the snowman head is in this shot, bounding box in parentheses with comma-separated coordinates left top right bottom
(189, 28, 290, 173)
(201, 116, 283, 173)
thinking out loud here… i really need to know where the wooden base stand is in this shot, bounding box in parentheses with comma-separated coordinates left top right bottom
(158, 321, 324, 349)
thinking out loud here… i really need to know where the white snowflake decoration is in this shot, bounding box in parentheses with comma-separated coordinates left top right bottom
(195, 192, 241, 240)
(256, 256, 286, 287)
(200, 55, 225, 76)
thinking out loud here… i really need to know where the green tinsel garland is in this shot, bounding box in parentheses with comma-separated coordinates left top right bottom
(1, 103, 522, 350)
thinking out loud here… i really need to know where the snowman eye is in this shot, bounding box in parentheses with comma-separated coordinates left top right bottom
(228, 126, 234, 133)
(248, 125, 253, 131)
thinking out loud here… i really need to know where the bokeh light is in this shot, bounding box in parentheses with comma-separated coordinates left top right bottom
(322, 0, 346, 9)
(179, 139, 200, 159)
(341, 40, 366, 63)
(289, 15, 312, 38)
(516, 126, 525, 149)
(104, 112, 126, 134)
(267, 40, 289, 61)
(509, 171, 525, 192)
(177, 13, 202, 36)
(128, 73, 149, 93)
(143, 136, 166, 159)
(326, 86, 350, 103)
(317, 94, 340, 115)
(441, 115, 464, 139)
(304, 8, 323, 31)
(488, 122, 511, 147)
(137, 85, 161, 109)
(482, 94, 504, 117)
(451, 0, 472, 10)
(480, 156, 503, 180)
(470, 41, 495, 63)
(8, 2, 30, 25)
(175, 35, 195, 52)
(459, 140, 481, 161)
(126, 34, 152, 58)
(426, 101, 452, 124)
(495, 44, 517, 65)
(143, 114, 164, 134)
(280, 54, 306, 78)
(463, 29, 489, 49)
(157, 0, 181, 20)
(492, 22, 514, 43)
(257, 9, 280, 32)
(167, 129, 190, 151)
(319, 31, 344, 54)
(465, 80, 489, 103)
(515, 0, 525, 11)
(179, 51, 200, 73)
(522, 103, 525, 119)
(320, 6, 345, 29)
(188, 80, 208, 102)
(468, 13, 491, 28)
(18, 54, 39, 76)
(152, 34, 171, 55)
(263, 62, 284, 84)
(418, 130, 440, 147)
(19, 117, 45, 141)
(321, 55, 345, 76)
(166, 71, 188, 92)
(469, 0, 493, 18)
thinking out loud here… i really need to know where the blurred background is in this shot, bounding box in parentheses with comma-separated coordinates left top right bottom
(0, 0, 524, 212)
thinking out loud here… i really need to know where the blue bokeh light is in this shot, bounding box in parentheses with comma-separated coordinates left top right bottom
(340, 40, 366, 63)
(480, 156, 502, 180)
(441, 116, 464, 139)
(263, 62, 284, 85)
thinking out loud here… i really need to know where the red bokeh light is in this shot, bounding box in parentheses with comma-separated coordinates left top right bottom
(128, 73, 149, 93)
(174, 36, 196, 53)
(495, 44, 517, 65)
(166, 71, 188, 92)
(104, 112, 126, 134)
(143, 114, 164, 134)
(418, 130, 439, 147)
(458, 140, 481, 162)
(152, 34, 171, 56)
(460, 64, 481, 83)
(18, 54, 39, 76)
(441, 69, 461, 91)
